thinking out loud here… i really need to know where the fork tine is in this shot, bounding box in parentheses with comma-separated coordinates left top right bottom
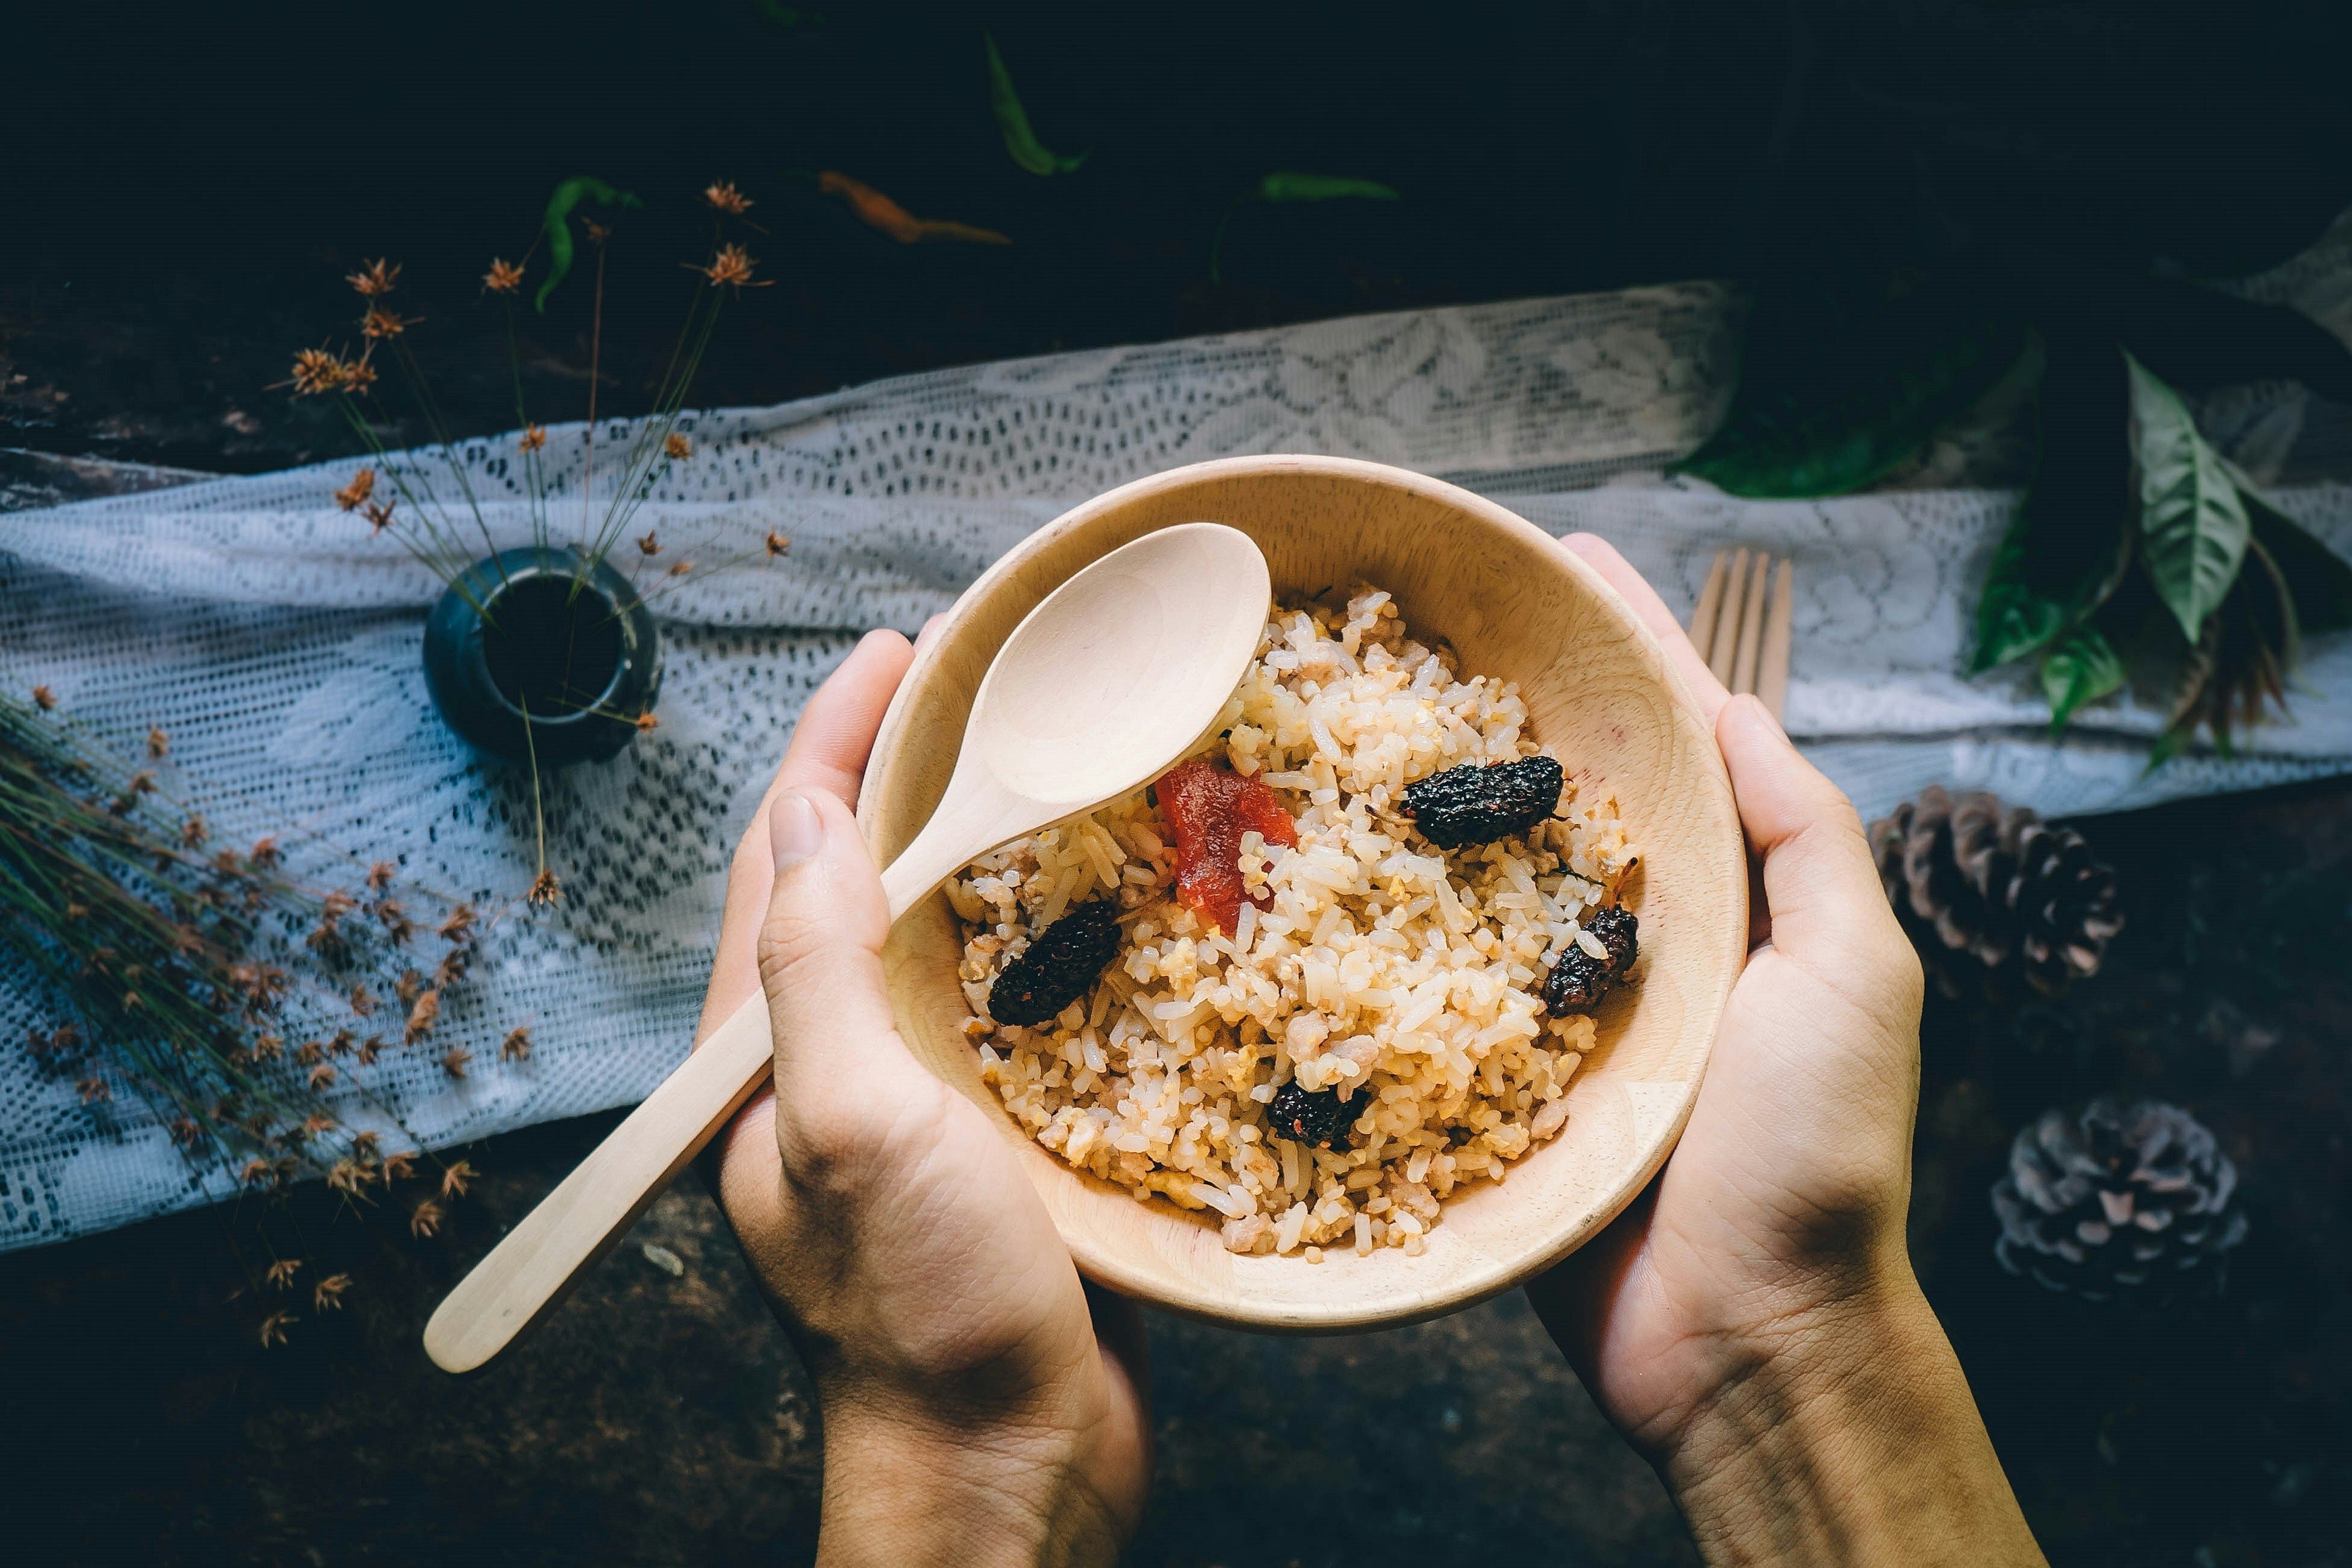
(1729, 551, 1772, 696)
(1689, 549, 1731, 665)
(1706, 548, 1750, 687)
(1757, 558, 1794, 722)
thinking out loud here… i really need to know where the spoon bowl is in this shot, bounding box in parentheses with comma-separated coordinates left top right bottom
(425, 523, 1271, 1374)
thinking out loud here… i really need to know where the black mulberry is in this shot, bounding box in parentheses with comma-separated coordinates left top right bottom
(1401, 756, 1565, 849)
(1265, 1081, 1357, 1148)
(1542, 905, 1638, 1016)
(987, 903, 1122, 1028)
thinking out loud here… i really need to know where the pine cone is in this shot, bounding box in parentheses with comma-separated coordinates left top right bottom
(1867, 786, 2123, 994)
(1991, 1098, 2246, 1303)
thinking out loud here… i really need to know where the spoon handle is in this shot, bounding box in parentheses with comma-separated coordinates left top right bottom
(422, 991, 773, 1373)
(423, 809, 992, 1374)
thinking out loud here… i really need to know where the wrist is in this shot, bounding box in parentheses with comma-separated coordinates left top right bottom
(1657, 1264, 2043, 1567)
(813, 1389, 1127, 1568)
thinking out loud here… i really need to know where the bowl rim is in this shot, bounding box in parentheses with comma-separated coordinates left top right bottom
(857, 453, 1742, 1331)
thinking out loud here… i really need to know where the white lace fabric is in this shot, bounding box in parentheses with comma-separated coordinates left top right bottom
(2, 278, 2347, 1250)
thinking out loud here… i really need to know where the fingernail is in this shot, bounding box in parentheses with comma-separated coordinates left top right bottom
(770, 792, 824, 871)
(1732, 693, 1787, 740)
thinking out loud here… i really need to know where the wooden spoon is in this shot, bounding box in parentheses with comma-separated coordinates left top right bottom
(424, 522, 1272, 1374)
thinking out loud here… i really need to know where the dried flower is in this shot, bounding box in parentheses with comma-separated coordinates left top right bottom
(258, 1310, 296, 1348)
(181, 814, 207, 848)
(32, 686, 57, 711)
(360, 306, 412, 341)
(393, 969, 423, 1007)
(307, 1063, 336, 1090)
(527, 869, 561, 907)
(355, 1035, 382, 1066)
(439, 1045, 473, 1080)
(637, 531, 660, 556)
(289, 347, 342, 397)
(438, 903, 477, 944)
(381, 1150, 415, 1181)
(146, 726, 170, 759)
(634, 711, 659, 732)
(366, 860, 396, 892)
(696, 243, 765, 290)
(334, 469, 376, 511)
(403, 987, 442, 1045)
(249, 836, 281, 868)
(266, 1258, 302, 1289)
(347, 258, 401, 297)
(499, 1026, 532, 1062)
(303, 1112, 337, 1139)
(326, 1159, 368, 1195)
(440, 1159, 476, 1198)
(253, 1033, 284, 1062)
(482, 257, 525, 295)
(764, 531, 790, 558)
(664, 432, 692, 461)
(348, 1129, 380, 1158)
(519, 425, 546, 453)
(409, 1198, 444, 1238)
(361, 499, 396, 535)
(313, 1273, 351, 1312)
(702, 180, 754, 216)
(432, 950, 467, 990)
(240, 1156, 278, 1188)
(667, 560, 694, 578)
(170, 1117, 203, 1147)
(334, 354, 379, 395)
(75, 1076, 110, 1104)
(349, 983, 378, 1017)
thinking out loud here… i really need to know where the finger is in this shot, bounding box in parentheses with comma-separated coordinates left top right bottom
(1562, 533, 1729, 723)
(1525, 1177, 1658, 1383)
(1716, 696, 1915, 997)
(700, 629, 913, 1041)
(769, 627, 917, 811)
(756, 787, 902, 1098)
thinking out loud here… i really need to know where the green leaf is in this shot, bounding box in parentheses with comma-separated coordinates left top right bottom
(1970, 335, 2132, 673)
(2039, 625, 2126, 731)
(534, 178, 644, 314)
(2241, 487, 2352, 633)
(1254, 173, 1402, 203)
(2127, 351, 2248, 642)
(1675, 283, 2029, 499)
(1211, 173, 1401, 282)
(985, 34, 1086, 176)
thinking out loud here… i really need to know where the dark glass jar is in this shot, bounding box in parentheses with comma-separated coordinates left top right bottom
(420, 547, 661, 766)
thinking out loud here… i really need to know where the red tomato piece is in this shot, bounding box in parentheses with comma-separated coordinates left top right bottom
(1156, 757, 1298, 934)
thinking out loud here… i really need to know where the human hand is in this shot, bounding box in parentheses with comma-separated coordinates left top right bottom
(1527, 537, 2043, 1566)
(697, 629, 1150, 1568)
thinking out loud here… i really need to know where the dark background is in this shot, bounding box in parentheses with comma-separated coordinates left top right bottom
(4, 2, 2351, 1564)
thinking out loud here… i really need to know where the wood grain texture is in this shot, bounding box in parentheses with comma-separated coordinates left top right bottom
(858, 455, 1749, 1333)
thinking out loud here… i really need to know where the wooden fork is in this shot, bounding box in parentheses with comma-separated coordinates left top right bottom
(1687, 548, 1793, 722)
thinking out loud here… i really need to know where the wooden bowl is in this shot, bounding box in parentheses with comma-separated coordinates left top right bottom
(857, 455, 1747, 1331)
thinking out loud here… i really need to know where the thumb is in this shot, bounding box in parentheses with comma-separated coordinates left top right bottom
(1716, 696, 1921, 1010)
(756, 789, 903, 1100)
